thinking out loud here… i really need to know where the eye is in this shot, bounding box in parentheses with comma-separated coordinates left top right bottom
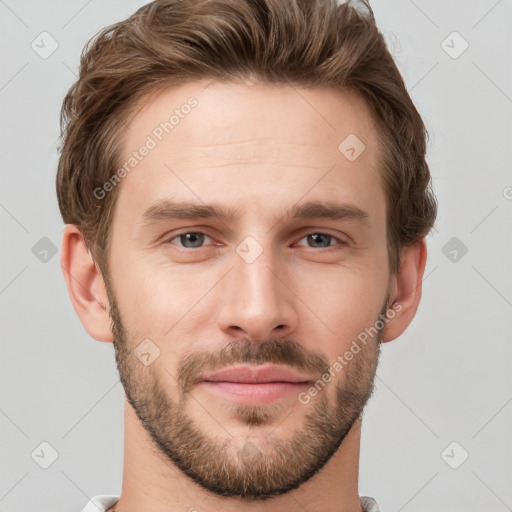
(167, 231, 214, 249)
(164, 230, 346, 251)
(295, 232, 346, 249)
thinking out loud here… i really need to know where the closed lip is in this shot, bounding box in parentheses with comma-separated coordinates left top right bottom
(198, 364, 313, 384)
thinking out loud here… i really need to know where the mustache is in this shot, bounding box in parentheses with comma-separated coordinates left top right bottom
(177, 338, 331, 393)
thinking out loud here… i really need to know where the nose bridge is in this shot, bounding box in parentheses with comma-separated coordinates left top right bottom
(236, 237, 280, 304)
(217, 233, 297, 340)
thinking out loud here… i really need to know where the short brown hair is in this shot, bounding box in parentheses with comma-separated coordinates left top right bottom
(56, 0, 437, 275)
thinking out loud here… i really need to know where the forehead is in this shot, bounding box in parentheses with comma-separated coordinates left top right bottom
(112, 79, 384, 228)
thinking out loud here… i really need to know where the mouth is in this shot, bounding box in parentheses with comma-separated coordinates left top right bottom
(196, 364, 313, 406)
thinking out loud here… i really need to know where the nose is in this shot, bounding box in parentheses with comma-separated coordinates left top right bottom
(217, 242, 298, 342)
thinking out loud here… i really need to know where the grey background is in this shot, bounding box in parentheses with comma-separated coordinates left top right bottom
(1, 1, 511, 511)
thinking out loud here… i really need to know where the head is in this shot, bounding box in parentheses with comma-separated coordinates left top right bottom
(58, 0, 436, 500)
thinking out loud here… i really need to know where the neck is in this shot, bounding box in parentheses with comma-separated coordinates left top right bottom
(112, 398, 364, 512)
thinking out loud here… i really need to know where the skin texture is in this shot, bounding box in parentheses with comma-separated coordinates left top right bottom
(61, 79, 427, 512)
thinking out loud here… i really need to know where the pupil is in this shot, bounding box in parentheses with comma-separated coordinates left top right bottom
(182, 233, 203, 248)
(310, 234, 329, 247)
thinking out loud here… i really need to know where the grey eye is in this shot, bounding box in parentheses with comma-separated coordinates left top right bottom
(296, 233, 339, 248)
(174, 232, 209, 248)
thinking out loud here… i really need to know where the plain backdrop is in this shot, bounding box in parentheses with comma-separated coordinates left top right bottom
(1, 1, 511, 511)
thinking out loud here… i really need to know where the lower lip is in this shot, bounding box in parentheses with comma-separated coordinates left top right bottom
(199, 381, 310, 406)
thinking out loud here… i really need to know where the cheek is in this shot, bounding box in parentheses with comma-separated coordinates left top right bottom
(291, 259, 388, 356)
(110, 255, 217, 341)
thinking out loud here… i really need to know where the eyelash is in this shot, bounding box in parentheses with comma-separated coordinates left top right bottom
(164, 230, 347, 251)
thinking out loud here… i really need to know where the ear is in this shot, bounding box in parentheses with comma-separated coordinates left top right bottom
(60, 224, 113, 342)
(381, 238, 428, 343)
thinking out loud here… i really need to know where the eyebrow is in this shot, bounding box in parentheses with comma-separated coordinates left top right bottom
(139, 199, 371, 228)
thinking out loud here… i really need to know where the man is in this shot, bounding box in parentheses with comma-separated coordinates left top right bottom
(57, 0, 437, 510)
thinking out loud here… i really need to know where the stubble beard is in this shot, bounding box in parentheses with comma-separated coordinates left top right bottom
(105, 277, 384, 500)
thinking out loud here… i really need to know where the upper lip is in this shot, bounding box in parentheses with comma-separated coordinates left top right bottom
(199, 364, 313, 384)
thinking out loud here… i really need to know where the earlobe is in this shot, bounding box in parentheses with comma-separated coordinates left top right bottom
(60, 225, 114, 343)
(381, 238, 428, 343)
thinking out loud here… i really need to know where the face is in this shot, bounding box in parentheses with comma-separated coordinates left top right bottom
(103, 79, 391, 499)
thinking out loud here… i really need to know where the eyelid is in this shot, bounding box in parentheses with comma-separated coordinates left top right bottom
(165, 230, 216, 248)
(164, 228, 348, 250)
(292, 230, 348, 248)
